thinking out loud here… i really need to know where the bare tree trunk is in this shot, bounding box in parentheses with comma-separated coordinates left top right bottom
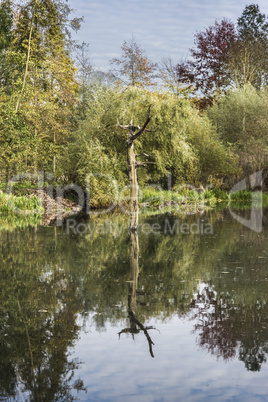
(128, 138, 139, 230)
(117, 105, 152, 231)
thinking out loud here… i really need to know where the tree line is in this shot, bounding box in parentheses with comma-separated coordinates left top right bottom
(0, 1, 268, 205)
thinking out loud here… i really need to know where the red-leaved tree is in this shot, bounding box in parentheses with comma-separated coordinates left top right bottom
(176, 19, 237, 97)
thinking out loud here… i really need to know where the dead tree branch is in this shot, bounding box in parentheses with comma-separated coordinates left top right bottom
(131, 105, 152, 142)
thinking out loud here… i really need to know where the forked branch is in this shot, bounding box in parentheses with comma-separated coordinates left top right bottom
(118, 310, 157, 358)
(131, 105, 152, 142)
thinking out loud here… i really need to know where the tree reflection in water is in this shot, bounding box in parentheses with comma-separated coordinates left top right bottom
(118, 231, 157, 358)
(190, 283, 268, 371)
(1, 209, 268, 399)
(0, 227, 86, 401)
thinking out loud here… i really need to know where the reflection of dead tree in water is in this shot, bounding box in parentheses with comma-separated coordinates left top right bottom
(118, 231, 157, 358)
(118, 311, 156, 358)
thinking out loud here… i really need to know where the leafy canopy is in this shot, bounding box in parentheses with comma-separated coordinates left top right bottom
(110, 37, 158, 88)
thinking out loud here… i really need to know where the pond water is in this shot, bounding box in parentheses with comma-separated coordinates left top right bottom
(0, 207, 268, 401)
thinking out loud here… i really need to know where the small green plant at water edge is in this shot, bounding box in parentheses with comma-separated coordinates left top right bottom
(209, 188, 229, 201)
(139, 187, 221, 207)
(139, 188, 184, 206)
(0, 192, 43, 214)
(230, 190, 255, 203)
(229, 190, 268, 206)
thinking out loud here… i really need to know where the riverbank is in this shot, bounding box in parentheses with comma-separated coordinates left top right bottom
(139, 187, 268, 209)
(0, 188, 81, 226)
(0, 185, 268, 217)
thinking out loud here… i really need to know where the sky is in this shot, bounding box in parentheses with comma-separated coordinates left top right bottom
(68, 0, 268, 72)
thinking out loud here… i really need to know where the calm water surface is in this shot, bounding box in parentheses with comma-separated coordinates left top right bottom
(0, 208, 268, 401)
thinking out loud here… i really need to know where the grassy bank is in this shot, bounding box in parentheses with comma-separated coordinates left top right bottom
(0, 189, 43, 230)
(0, 191, 43, 214)
(0, 184, 268, 221)
(140, 187, 268, 207)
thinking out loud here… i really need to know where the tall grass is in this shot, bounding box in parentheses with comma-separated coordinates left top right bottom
(139, 187, 215, 206)
(0, 191, 43, 214)
(139, 187, 268, 208)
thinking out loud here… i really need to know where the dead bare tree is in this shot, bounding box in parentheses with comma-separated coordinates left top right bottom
(117, 105, 153, 231)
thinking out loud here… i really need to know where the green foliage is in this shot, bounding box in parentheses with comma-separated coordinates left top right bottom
(0, 0, 13, 55)
(230, 190, 252, 202)
(176, 5, 268, 97)
(208, 188, 229, 200)
(0, 98, 34, 180)
(237, 3, 268, 42)
(207, 84, 268, 180)
(1, 3, 266, 210)
(0, 0, 80, 180)
(0, 191, 43, 214)
(229, 190, 268, 206)
(65, 84, 237, 207)
(139, 187, 184, 205)
(0, 2, 264, 210)
(229, 4, 268, 89)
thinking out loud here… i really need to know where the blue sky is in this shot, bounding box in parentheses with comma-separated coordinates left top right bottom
(69, 0, 268, 71)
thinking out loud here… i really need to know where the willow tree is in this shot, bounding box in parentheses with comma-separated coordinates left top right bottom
(117, 105, 152, 230)
(68, 85, 237, 210)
